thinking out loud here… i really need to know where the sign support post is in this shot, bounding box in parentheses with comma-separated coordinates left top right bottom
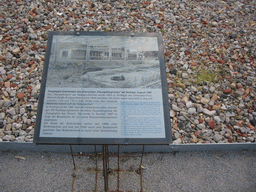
(70, 144, 145, 192)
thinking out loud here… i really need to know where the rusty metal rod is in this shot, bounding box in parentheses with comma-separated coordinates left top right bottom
(95, 145, 98, 192)
(117, 145, 120, 191)
(103, 145, 109, 192)
(140, 145, 145, 192)
(71, 173, 75, 192)
(70, 145, 76, 170)
(70, 145, 76, 192)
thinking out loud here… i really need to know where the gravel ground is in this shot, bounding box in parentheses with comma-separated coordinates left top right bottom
(0, 150, 256, 191)
(0, 0, 256, 144)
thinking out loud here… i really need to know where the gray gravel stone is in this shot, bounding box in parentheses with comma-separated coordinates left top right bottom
(173, 138, 182, 144)
(213, 134, 223, 142)
(172, 104, 181, 112)
(170, 110, 175, 118)
(239, 127, 247, 133)
(20, 108, 26, 115)
(0, 113, 5, 120)
(219, 113, 226, 122)
(234, 88, 245, 97)
(201, 98, 209, 105)
(12, 48, 20, 55)
(190, 86, 198, 92)
(16, 124, 22, 129)
(3, 135, 15, 141)
(229, 33, 238, 39)
(35, 23, 41, 29)
(224, 133, 231, 138)
(197, 124, 206, 129)
(209, 86, 215, 93)
(214, 116, 221, 124)
(203, 109, 216, 116)
(247, 137, 255, 142)
(186, 101, 194, 108)
(6, 108, 16, 116)
(0, 67, 6, 75)
(196, 104, 203, 113)
(28, 33, 37, 40)
(182, 73, 189, 79)
(188, 108, 196, 115)
(15, 136, 25, 142)
(208, 100, 215, 106)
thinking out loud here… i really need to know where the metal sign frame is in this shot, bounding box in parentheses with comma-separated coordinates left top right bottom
(34, 31, 171, 145)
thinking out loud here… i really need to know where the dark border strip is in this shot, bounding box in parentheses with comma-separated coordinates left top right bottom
(1, 142, 256, 153)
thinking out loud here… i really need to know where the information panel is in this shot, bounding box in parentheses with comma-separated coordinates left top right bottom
(34, 32, 171, 145)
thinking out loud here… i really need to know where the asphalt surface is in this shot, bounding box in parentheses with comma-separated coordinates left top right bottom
(0, 150, 256, 192)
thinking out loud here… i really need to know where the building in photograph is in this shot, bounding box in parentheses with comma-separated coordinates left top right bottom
(111, 47, 126, 60)
(127, 50, 138, 60)
(50, 36, 159, 65)
(89, 45, 109, 60)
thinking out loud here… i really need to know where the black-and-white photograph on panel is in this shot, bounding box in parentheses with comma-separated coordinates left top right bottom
(47, 35, 161, 89)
